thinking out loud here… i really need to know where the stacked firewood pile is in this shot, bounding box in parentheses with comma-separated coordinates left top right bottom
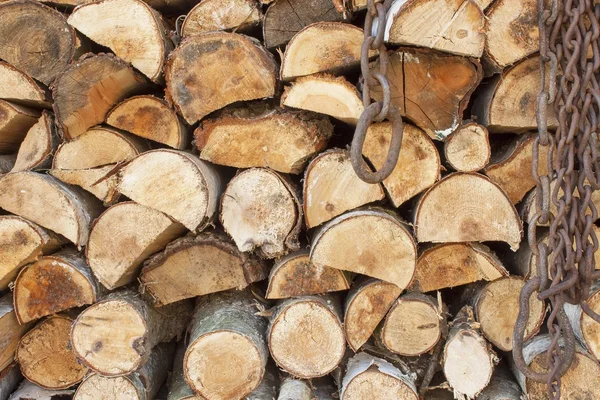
(0, 0, 598, 398)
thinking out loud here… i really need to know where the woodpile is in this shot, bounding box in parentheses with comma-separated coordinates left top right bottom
(0, 0, 594, 399)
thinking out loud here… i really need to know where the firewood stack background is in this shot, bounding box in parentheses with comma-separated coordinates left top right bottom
(0, 0, 598, 398)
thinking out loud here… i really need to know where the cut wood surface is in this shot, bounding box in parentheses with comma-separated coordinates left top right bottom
(8, 380, 74, 400)
(265, 250, 351, 299)
(344, 279, 402, 351)
(277, 378, 311, 400)
(165, 32, 277, 125)
(86, 201, 186, 289)
(0, 294, 32, 371)
(303, 149, 385, 228)
(370, 50, 481, 139)
(140, 232, 268, 306)
(0, 62, 50, 109)
(195, 104, 332, 174)
(12, 112, 59, 172)
(362, 122, 440, 207)
(220, 168, 301, 258)
(414, 173, 522, 250)
(106, 95, 188, 149)
(281, 74, 363, 124)
(52, 54, 148, 139)
(444, 123, 490, 172)
(0, 364, 22, 400)
(311, 209, 416, 288)
(0, 100, 40, 154)
(268, 295, 345, 378)
(565, 283, 600, 361)
(70, 289, 192, 376)
(181, 0, 262, 37)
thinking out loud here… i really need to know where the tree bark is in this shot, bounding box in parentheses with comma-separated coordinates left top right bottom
(0, 156, 15, 175)
(0, 364, 22, 400)
(0, 61, 50, 109)
(564, 282, 600, 362)
(443, 123, 490, 172)
(8, 381, 74, 400)
(12, 112, 59, 172)
(0, 100, 40, 154)
(181, 0, 262, 37)
(0, 294, 33, 372)
(476, 363, 523, 400)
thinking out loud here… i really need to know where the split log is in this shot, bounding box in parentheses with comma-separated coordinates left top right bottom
(52, 54, 148, 139)
(268, 295, 345, 378)
(370, 49, 482, 139)
(565, 282, 600, 361)
(13, 249, 105, 324)
(265, 250, 351, 299)
(442, 306, 496, 399)
(0, 156, 16, 174)
(0, 62, 50, 109)
(12, 112, 59, 172)
(263, 0, 343, 49)
(0, 364, 22, 400)
(303, 149, 385, 228)
(340, 353, 418, 400)
(362, 122, 440, 207)
(15, 315, 87, 389)
(118, 150, 222, 231)
(71, 289, 192, 376)
(220, 168, 301, 258)
(195, 104, 332, 174)
(0, 294, 32, 371)
(0, 172, 103, 247)
(476, 364, 523, 400)
(0, 100, 40, 154)
(140, 232, 268, 306)
(444, 123, 490, 172)
(181, 0, 262, 37)
(165, 32, 277, 125)
(281, 74, 363, 124)
(310, 209, 416, 288)
(106, 95, 188, 149)
(8, 381, 74, 400)
(50, 166, 120, 204)
(0, 0, 77, 85)
(86, 201, 186, 289)
(411, 243, 507, 293)
(414, 173, 522, 250)
(344, 278, 402, 351)
(184, 290, 268, 399)
(277, 378, 311, 400)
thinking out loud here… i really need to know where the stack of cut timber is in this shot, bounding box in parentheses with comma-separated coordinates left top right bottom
(0, 0, 595, 399)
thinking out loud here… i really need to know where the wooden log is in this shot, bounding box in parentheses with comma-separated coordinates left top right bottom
(71, 289, 192, 376)
(140, 232, 269, 306)
(411, 243, 507, 293)
(362, 122, 440, 207)
(8, 381, 74, 400)
(565, 282, 600, 361)
(0, 364, 22, 400)
(268, 295, 345, 378)
(184, 290, 268, 399)
(281, 74, 363, 124)
(265, 250, 351, 299)
(304, 149, 385, 228)
(0, 172, 103, 247)
(50, 167, 119, 204)
(52, 54, 148, 140)
(220, 168, 301, 258)
(195, 104, 332, 174)
(277, 378, 311, 400)
(370, 49, 482, 139)
(165, 32, 277, 125)
(86, 201, 186, 289)
(181, 0, 262, 37)
(0, 156, 16, 175)
(310, 209, 416, 288)
(12, 112, 59, 172)
(476, 363, 523, 400)
(444, 123, 490, 172)
(0, 294, 32, 371)
(0, 100, 40, 154)
(0, 62, 50, 109)
(344, 278, 402, 351)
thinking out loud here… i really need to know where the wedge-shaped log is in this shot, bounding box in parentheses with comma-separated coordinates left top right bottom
(12, 112, 59, 172)
(0, 62, 50, 109)
(53, 54, 148, 139)
(0, 364, 22, 400)
(166, 32, 277, 125)
(414, 173, 522, 250)
(444, 123, 490, 172)
(565, 282, 600, 362)
(311, 209, 416, 288)
(118, 150, 222, 231)
(71, 289, 192, 376)
(0, 294, 32, 371)
(0, 100, 40, 154)
(304, 149, 385, 228)
(87, 202, 186, 289)
(0, 172, 103, 247)
(182, 0, 262, 37)
(195, 104, 332, 174)
(140, 232, 268, 306)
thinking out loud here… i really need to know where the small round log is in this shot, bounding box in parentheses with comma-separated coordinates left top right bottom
(444, 123, 490, 172)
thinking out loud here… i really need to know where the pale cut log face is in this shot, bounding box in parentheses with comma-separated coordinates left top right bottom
(12, 112, 55, 172)
(182, 0, 262, 37)
(580, 288, 600, 361)
(0, 100, 40, 153)
(75, 374, 140, 400)
(0, 296, 32, 371)
(50, 166, 120, 204)
(342, 370, 418, 400)
(0, 61, 49, 108)
(444, 123, 490, 172)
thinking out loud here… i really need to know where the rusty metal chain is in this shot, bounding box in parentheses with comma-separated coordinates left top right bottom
(350, 0, 404, 184)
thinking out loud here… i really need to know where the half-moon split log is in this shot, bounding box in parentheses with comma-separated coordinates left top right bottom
(311, 209, 416, 288)
(13, 249, 105, 324)
(86, 202, 187, 290)
(184, 290, 268, 399)
(0, 363, 22, 400)
(268, 295, 345, 378)
(166, 32, 277, 125)
(443, 123, 490, 172)
(414, 173, 522, 250)
(362, 122, 440, 207)
(195, 104, 332, 174)
(70, 289, 192, 376)
(0, 61, 50, 109)
(0, 172, 103, 247)
(181, 0, 262, 37)
(52, 54, 148, 140)
(118, 150, 222, 231)
(12, 112, 60, 172)
(0, 100, 40, 154)
(140, 232, 268, 306)
(0, 294, 33, 371)
(565, 282, 600, 362)
(15, 315, 87, 390)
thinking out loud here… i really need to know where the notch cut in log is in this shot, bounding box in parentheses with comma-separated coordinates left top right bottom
(414, 173, 523, 250)
(311, 209, 416, 288)
(12, 112, 59, 172)
(166, 32, 277, 125)
(181, 0, 262, 37)
(0, 100, 40, 154)
(303, 149, 385, 228)
(0, 294, 33, 371)
(140, 232, 269, 306)
(195, 104, 332, 174)
(0, 62, 50, 109)
(443, 123, 490, 172)
(565, 283, 600, 362)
